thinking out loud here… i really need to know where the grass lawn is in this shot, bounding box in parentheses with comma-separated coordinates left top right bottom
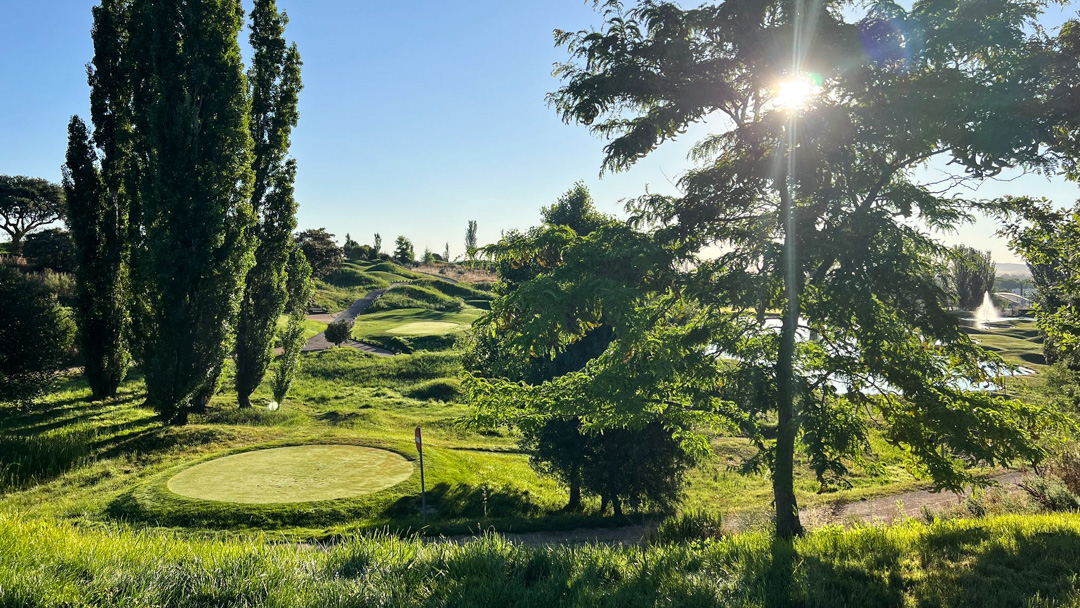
(353, 307, 485, 353)
(165, 444, 414, 504)
(275, 315, 328, 342)
(965, 319, 1046, 369)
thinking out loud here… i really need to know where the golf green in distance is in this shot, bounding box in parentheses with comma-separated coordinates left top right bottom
(167, 445, 413, 504)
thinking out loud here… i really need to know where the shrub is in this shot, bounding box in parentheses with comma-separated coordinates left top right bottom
(324, 319, 354, 346)
(25, 269, 76, 307)
(1019, 476, 1080, 512)
(0, 266, 76, 406)
(23, 229, 75, 273)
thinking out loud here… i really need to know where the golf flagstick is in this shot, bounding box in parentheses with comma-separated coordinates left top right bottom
(415, 426, 426, 522)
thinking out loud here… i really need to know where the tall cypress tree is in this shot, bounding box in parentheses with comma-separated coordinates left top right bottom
(271, 243, 314, 406)
(62, 0, 133, 400)
(235, 0, 303, 409)
(63, 118, 130, 399)
(130, 0, 255, 424)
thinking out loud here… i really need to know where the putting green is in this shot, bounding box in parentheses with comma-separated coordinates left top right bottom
(386, 321, 464, 336)
(166, 445, 413, 504)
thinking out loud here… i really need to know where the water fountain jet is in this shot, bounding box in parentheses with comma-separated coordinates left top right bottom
(974, 292, 1002, 330)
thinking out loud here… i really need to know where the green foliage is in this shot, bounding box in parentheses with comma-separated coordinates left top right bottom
(1021, 476, 1080, 512)
(295, 228, 344, 278)
(235, 0, 303, 409)
(373, 233, 382, 256)
(541, 181, 605, 235)
(24, 270, 76, 307)
(1001, 200, 1080, 370)
(951, 246, 997, 310)
(464, 219, 478, 262)
(324, 319, 354, 346)
(23, 229, 75, 273)
(0, 267, 76, 406)
(507, 0, 1074, 537)
(271, 245, 314, 405)
(130, 0, 256, 424)
(63, 116, 129, 400)
(393, 235, 414, 265)
(0, 175, 64, 256)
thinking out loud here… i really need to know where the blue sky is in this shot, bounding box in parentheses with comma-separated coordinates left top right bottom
(1, 1, 1076, 264)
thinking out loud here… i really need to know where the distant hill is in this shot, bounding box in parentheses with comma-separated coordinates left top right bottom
(996, 263, 1031, 278)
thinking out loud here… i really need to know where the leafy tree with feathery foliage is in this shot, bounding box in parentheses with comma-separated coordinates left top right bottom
(466, 0, 1074, 537)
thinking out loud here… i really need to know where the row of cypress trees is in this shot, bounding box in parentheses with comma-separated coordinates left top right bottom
(62, 0, 310, 424)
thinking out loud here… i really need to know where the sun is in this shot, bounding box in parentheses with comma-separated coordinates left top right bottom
(773, 74, 820, 112)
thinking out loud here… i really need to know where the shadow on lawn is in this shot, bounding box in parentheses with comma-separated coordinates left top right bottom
(0, 382, 227, 492)
(914, 527, 1080, 607)
(383, 481, 544, 520)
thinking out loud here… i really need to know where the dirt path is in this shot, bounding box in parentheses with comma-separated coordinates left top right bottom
(801, 471, 1026, 527)
(303, 288, 396, 356)
(435, 471, 1027, 547)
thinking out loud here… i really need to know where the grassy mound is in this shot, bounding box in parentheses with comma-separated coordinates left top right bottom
(313, 262, 415, 313)
(7, 514, 1080, 606)
(402, 378, 462, 402)
(166, 445, 413, 504)
(367, 284, 463, 313)
(414, 278, 493, 301)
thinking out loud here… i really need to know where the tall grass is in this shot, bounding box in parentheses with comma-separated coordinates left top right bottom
(0, 425, 98, 492)
(4, 513, 1080, 606)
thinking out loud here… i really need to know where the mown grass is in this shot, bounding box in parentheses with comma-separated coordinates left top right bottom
(5, 513, 1080, 607)
(353, 307, 485, 353)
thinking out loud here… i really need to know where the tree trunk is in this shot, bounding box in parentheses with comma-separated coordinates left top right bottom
(774, 145, 805, 539)
(9, 231, 25, 257)
(612, 495, 623, 518)
(566, 468, 582, 511)
(600, 493, 610, 515)
(238, 392, 252, 409)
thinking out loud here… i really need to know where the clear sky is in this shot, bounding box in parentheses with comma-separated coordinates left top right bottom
(1, 1, 1076, 264)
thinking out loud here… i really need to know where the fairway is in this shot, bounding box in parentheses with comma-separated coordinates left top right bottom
(166, 445, 413, 504)
(388, 321, 463, 336)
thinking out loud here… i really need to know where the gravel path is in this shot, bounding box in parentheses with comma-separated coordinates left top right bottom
(435, 471, 1028, 547)
(303, 288, 396, 356)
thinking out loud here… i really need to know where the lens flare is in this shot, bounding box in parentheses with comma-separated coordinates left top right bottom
(774, 74, 821, 111)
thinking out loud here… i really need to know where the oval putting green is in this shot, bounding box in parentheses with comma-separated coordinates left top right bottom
(387, 321, 463, 336)
(167, 445, 413, 504)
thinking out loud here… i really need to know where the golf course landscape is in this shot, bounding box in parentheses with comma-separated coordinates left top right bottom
(7, 0, 1080, 605)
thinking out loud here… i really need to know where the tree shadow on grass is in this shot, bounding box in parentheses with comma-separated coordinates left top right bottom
(914, 526, 1080, 608)
(737, 537, 907, 608)
(382, 481, 543, 521)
